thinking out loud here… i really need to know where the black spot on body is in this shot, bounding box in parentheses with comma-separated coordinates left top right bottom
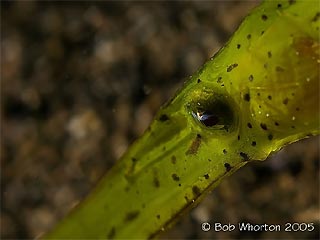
(208, 159, 212, 162)
(237, 135, 240, 140)
(159, 114, 169, 122)
(296, 107, 300, 111)
(171, 173, 180, 182)
(268, 95, 272, 100)
(223, 149, 227, 154)
(192, 186, 201, 197)
(247, 123, 252, 128)
(312, 12, 320, 22)
(107, 227, 116, 239)
(276, 66, 285, 72)
(260, 123, 268, 130)
(204, 174, 209, 179)
(186, 134, 202, 155)
(277, 3, 282, 8)
(261, 14, 268, 21)
(288, 0, 296, 5)
(171, 155, 176, 164)
(249, 75, 254, 81)
(240, 152, 249, 161)
(247, 34, 251, 39)
(237, 44, 241, 49)
(197, 78, 201, 83)
(283, 98, 289, 105)
(153, 176, 160, 188)
(227, 63, 238, 72)
(268, 51, 272, 58)
(261, 30, 265, 35)
(125, 211, 140, 222)
(224, 163, 232, 172)
(156, 214, 160, 219)
(244, 93, 250, 102)
(268, 134, 273, 140)
(275, 121, 279, 126)
(252, 141, 256, 146)
(217, 76, 222, 83)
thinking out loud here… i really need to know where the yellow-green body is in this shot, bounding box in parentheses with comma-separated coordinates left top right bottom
(46, 0, 319, 239)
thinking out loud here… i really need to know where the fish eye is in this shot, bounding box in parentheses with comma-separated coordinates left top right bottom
(188, 92, 235, 131)
(192, 110, 219, 127)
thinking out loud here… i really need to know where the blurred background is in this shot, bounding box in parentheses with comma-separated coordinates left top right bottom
(1, 1, 319, 239)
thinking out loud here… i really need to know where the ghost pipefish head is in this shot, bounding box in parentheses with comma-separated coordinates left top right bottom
(166, 0, 320, 166)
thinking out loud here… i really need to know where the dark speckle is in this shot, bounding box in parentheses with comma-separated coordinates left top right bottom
(247, 123, 252, 128)
(159, 114, 169, 122)
(156, 214, 160, 219)
(208, 159, 212, 162)
(192, 186, 201, 197)
(153, 176, 160, 188)
(224, 163, 232, 172)
(276, 66, 285, 72)
(244, 93, 250, 102)
(261, 14, 268, 21)
(247, 34, 251, 39)
(107, 227, 116, 239)
(223, 149, 227, 154)
(186, 134, 202, 155)
(217, 76, 222, 83)
(249, 74, 254, 81)
(260, 123, 268, 130)
(237, 44, 241, 49)
(288, 0, 296, 5)
(240, 152, 249, 161)
(296, 107, 300, 111)
(312, 12, 320, 22)
(277, 3, 282, 8)
(268, 134, 273, 140)
(237, 135, 240, 140)
(268, 95, 272, 100)
(267, 51, 272, 58)
(171, 155, 177, 164)
(197, 78, 201, 83)
(125, 211, 140, 222)
(283, 98, 289, 105)
(227, 63, 238, 72)
(275, 122, 279, 126)
(252, 141, 256, 146)
(171, 173, 180, 182)
(204, 174, 209, 179)
(261, 30, 265, 35)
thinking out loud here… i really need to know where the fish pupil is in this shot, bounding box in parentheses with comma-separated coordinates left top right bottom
(197, 111, 219, 127)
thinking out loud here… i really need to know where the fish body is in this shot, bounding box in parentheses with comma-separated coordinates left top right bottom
(46, 0, 319, 239)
